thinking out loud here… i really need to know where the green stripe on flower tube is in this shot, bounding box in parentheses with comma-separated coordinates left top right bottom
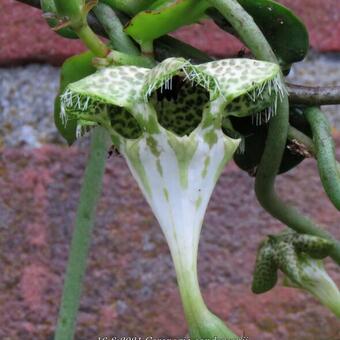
(61, 57, 282, 337)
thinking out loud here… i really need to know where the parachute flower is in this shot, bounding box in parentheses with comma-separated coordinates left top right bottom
(61, 57, 283, 337)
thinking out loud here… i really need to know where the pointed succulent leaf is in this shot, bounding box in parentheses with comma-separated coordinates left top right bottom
(293, 234, 334, 259)
(124, 0, 210, 43)
(54, 0, 85, 26)
(41, 0, 78, 39)
(208, 0, 309, 72)
(252, 241, 278, 294)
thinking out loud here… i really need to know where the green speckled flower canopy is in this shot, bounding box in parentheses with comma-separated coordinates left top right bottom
(61, 57, 284, 142)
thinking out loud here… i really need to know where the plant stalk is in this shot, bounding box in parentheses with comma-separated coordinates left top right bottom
(55, 6, 140, 338)
(288, 125, 340, 174)
(93, 3, 139, 55)
(16, 0, 214, 64)
(287, 125, 315, 155)
(55, 127, 110, 340)
(170, 240, 236, 338)
(74, 24, 109, 57)
(304, 107, 340, 210)
(209, 0, 340, 264)
(288, 84, 340, 106)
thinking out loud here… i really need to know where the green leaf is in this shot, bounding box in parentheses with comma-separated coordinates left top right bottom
(55, 51, 96, 145)
(124, 0, 210, 43)
(40, 0, 78, 39)
(99, 0, 157, 16)
(208, 0, 309, 71)
(54, 0, 85, 23)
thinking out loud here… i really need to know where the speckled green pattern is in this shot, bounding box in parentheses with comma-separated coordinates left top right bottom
(275, 241, 301, 284)
(225, 89, 276, 121)
(107, 105, 142, 139)
(151, 82, 209, 136)
(65, 65, 148, 107)
(61, 57, 283, 142)
(252, 230, 335, 294)
(252, 241, 278, 294)
(198, 59, 284, 107)
(293, 234, 334, 260)
(61, 65, 149, 139)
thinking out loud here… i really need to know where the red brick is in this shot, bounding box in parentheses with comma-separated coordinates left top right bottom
(1, 0, 339, 65)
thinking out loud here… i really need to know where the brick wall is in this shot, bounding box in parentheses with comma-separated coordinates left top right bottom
(0, 0, 339, 65)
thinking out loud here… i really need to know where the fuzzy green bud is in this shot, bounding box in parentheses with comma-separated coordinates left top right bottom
(293, 234, 334, 259)
(252, 241, 278, 294)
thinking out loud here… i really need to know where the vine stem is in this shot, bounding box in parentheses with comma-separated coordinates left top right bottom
(94, 50, 155, 68)
(209, 0, 340, 264)
(208, 0, 277, 62)
(93, 3, 139, 55)
(304, 107, 340, 210)
(288, 84, 340, 106)
(55, 127, 110, 340)
(75, 24, 109, 57)
(288, 125, 340, 174)
(287, 125, 315, 155)
(54, 4, 143, 339)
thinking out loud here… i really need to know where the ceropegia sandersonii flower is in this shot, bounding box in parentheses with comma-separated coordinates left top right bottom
(60, 57, 284, 338)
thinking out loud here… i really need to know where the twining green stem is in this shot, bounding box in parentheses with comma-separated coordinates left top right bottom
(17, 0, 213, 64)
(288, 125, 340, 173)
(74, 24, 109, 57)
(209, 0, 340, 264)
(55, 7, 143, 339)
(252, 97, 340, 254)
(93, 3, 139, 55)
(55, 128, 110, 340)
(93, 4, 155, 68)
(288, 84, 340, 106)
(304, 107, 340, 210)
(104, 50, 156, 67)
(287, 125, 315, 155)
(208, 0, 276, 62)
(140, 41, 155, 57)
(100, 0, 147, 15)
